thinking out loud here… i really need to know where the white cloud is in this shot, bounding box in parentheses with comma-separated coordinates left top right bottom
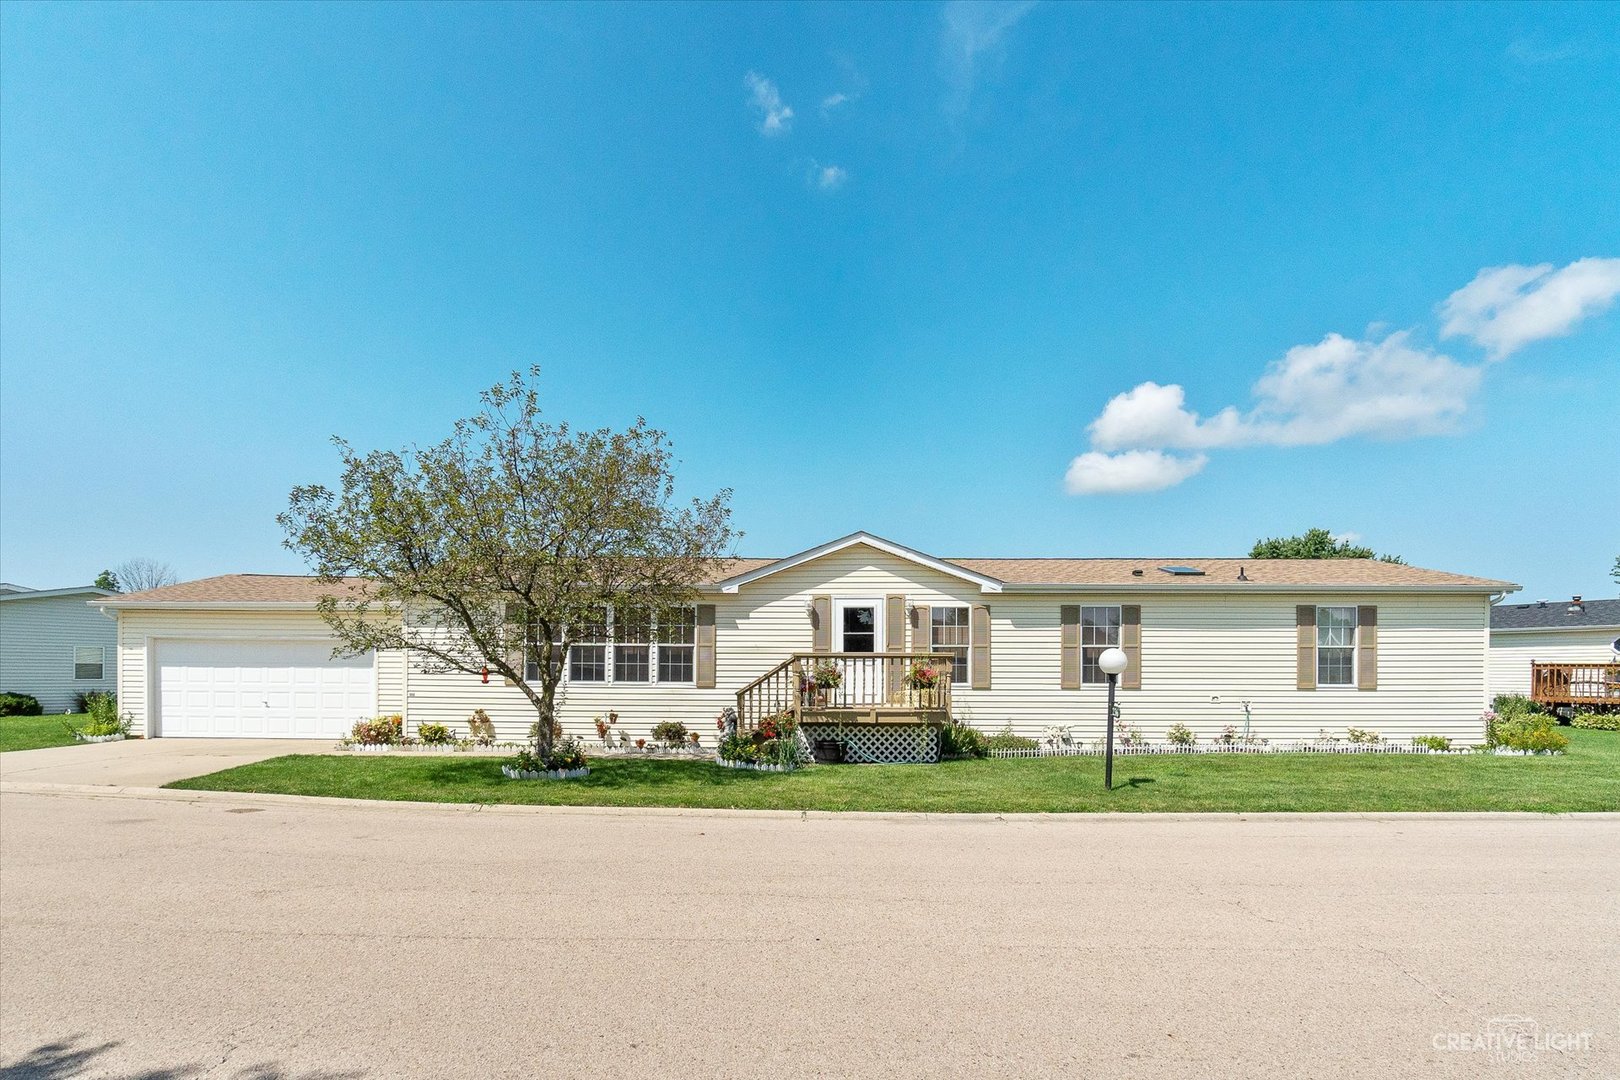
(745, 72, 793, 136)
(1064, 450, 1208, 495)
(1088, 333, 1482, 453)
(940, 0, 1036, 116)
(1438, 257, 1620, 358)
(821, 92, 851, 111)
(812, 164, 848, 191)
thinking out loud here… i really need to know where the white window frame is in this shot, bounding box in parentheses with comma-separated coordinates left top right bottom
(73, 645, 105, 681)
(1080, 605, 1121, 685)
(551, 605, 697, 688)
(1315, 605, 1357, 688)
(930, 605, 971, 686)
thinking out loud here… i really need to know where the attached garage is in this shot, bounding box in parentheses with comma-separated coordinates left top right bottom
(155, 640, 375, 739)
(91, 574, 397, 740)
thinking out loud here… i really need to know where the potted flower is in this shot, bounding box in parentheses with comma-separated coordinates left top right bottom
(904, 660, 940, 691)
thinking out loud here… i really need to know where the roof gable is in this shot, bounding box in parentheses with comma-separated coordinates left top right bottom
(712, 532, 1005, 594)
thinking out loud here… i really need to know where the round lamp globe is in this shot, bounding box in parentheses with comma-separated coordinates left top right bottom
(1098, 647, 1129, 676)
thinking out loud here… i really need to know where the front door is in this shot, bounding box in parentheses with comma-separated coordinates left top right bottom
(833, 599, 884, 704)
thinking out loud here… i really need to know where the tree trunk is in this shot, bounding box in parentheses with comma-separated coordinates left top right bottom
(534, 679, 559, 760)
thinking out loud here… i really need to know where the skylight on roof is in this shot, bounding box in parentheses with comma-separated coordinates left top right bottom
(1158, 565, 1205, 576)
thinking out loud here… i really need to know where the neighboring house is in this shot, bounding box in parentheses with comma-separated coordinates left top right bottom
(94, 532, 1518, 746)
(0, 584, 117, 712)
(1489, 596, 1620, 698)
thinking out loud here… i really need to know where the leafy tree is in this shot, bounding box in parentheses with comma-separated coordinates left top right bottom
(114, 558, 178, 592)
(94, 569, 121, 592)
(279, 369, 738, 761)
(1611, 555, 1618, 585)
(1249, 528, 1405, 564)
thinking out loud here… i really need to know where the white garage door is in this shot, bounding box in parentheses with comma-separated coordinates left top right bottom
(156, 640, 375, 739)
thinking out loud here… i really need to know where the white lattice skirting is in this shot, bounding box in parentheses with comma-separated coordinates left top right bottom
(801, 723, 941, 764)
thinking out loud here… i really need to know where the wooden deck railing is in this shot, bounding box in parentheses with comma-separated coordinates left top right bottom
(735, 652, 955, 731)
(1531, 661, 1620, 706)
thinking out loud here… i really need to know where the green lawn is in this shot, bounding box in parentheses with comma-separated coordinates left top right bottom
(0, 714, 84, 754)
(165, 729, 1620, 813)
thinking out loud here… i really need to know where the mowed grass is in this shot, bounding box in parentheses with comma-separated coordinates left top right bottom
(0, 714, 84, 753)
(165, 729, 1620, 813)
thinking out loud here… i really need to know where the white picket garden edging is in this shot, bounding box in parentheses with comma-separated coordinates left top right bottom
(74, 732, 127, 744)
(988, 740, 1493, 758)
(715, 757, 797, 773)
(500, 765, 590, 781)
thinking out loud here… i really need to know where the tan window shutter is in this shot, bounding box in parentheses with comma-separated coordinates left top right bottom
(884, 595, 906, 697)
(811, 595, 831, 652)
(1356, 605, 1377, 691)
(1296, 605, 1316, 690)
(503, 602, 525, 686)
(1120, 605, 1142, 690)
(970, 604, 991, 690)
(912, 604, 932, 653)
(695, 604, 717, 689)
(1060, 605, 1081, 690)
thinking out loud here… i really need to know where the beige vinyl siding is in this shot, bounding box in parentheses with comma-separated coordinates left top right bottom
(402, 544, 1495, 746)
(1489, 627, 1620, 697)
(0, 594, 117, 712)
(102, 544, 1498, 745)
(112, 609, 397, 738)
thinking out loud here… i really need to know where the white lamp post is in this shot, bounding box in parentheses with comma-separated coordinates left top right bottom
(1098, 647, 1129, 790)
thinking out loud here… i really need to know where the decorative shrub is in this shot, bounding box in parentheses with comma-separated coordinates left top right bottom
(719, 732, 759, 763)
(1489, 713, 1568, 753)
(985, 726, 1038, 751)
(1114, 723, 1144, 747)
(1412, 734, 1452, 751)
(1346, 728, 1383, 745)
(352, 715, 403, 745)
(652, 720, 690, 748)
(939, 720, 988, 759)
(1215, 725, 1242, 747)
(1491, 694, 1544, 721)
(1166, 723, 1196, 747)
(74, 693, 132, 738)
(0, 692, 43, 717)
(1572, 712, 1620, 731)
(417, 723, 454, 745)
(74, 690, 115, 713)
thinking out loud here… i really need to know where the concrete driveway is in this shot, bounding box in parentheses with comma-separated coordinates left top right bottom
(0, 738, 314, 788)
(1, 788, 1615, 1079)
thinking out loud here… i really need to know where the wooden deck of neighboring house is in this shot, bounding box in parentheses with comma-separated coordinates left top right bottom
(1530, 661, 1620, 712)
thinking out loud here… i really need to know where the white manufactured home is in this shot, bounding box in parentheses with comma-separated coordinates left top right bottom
(0, 584, 117, 712)
(95, 533, 1517, 746)
(1488, 595, 1620, 706)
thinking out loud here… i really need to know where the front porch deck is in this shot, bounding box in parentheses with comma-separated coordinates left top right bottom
(737, 652, 956, 762)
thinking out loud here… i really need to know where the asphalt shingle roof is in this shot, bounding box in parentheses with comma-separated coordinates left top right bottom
(1491, 597, 1620, 631)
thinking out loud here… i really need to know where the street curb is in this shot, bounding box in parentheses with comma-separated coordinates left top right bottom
(4, 781, 1619, 823)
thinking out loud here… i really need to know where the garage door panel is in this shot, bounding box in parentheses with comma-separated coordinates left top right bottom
(156, 640, 375, 739)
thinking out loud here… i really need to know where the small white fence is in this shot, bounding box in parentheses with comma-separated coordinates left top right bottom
(989, 740, 1476, 758)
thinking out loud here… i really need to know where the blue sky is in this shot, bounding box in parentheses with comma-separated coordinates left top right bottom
(2, 1, 1617, 601)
